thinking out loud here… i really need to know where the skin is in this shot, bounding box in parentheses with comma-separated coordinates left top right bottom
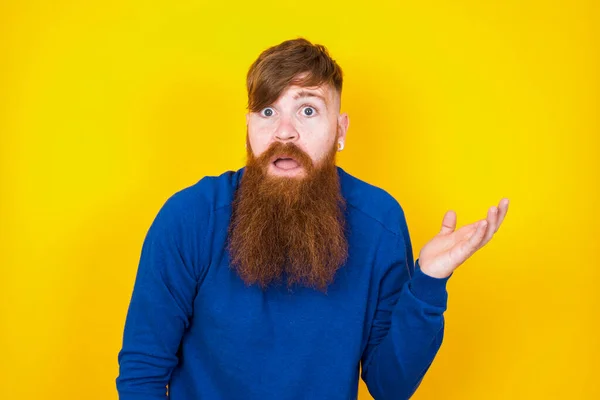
(245, 81, 349, 178)
(246, 79, 510, 279)
(418, 198, 510, 278)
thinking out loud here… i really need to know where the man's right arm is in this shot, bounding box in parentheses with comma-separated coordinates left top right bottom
(116, 193, 205, 400)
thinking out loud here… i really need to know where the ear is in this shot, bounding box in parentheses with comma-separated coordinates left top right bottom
(337, 112, 349, 143)
(245, 112, 250, 126)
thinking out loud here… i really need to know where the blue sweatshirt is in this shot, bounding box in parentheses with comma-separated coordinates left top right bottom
(116, 166, 452, 400)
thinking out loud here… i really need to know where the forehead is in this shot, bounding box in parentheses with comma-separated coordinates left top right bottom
(276, 83, 337, 106)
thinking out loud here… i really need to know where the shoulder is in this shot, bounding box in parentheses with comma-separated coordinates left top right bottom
(152, 168, 242, 230)
(338, 167, 407, 236)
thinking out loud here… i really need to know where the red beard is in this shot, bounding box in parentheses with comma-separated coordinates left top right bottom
(226, 139, 348, 292)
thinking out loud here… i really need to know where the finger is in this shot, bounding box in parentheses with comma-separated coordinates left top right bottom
(439, 210, 457, 235)
(452, 219, 488, 262)
(494, 198, 510, 233)
(481, 206, 498, 244)
(467, 219, 488, 251)
(454, 222, 479, 241)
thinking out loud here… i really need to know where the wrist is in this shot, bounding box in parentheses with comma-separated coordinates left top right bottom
(409, 258, 452, 308)
(418, 259, 453, 279)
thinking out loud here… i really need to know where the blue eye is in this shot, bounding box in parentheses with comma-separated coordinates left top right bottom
(261, 107, 274, 117)
(302, 106, 315, 116)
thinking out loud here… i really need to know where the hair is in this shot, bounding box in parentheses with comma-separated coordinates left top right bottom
(246, 37, 344, 112)
(227, 140, 348, 292)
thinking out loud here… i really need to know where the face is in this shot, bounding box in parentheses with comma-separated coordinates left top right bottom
(246, 81, 349, 178)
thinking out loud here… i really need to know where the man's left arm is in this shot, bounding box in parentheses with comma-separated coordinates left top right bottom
(360, 221, 451, 400)
(361, 197, 509, 399)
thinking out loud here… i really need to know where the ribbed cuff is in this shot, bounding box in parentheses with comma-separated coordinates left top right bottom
(409, 258, 452, 308)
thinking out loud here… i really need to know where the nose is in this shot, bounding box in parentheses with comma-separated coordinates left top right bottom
(274, 116, 299, 143)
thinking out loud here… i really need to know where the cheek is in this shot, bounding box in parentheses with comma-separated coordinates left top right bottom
(249, 136, 267, 153)
(247, 126, 271, 154)
(302, 135, 335, 164)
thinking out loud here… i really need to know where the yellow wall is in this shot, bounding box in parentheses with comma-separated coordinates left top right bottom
(1, 1, 598, 399)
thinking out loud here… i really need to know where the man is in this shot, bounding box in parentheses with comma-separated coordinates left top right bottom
(116, 38, 509, 400)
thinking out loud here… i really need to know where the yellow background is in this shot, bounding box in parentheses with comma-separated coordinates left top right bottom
(1, 1, 598, 399)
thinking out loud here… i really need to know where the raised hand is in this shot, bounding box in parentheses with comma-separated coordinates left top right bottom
(417, 198, 510, 279)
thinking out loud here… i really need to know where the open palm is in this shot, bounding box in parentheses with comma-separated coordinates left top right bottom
(418, 198, 510, 279)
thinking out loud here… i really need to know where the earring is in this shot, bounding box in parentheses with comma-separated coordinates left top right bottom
(337, 141, 344, 151)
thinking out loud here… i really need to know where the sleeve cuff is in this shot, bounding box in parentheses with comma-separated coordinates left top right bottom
(409, 258, 452, 308)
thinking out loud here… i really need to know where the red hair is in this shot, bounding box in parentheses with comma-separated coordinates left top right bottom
(246, 37, 343, 112)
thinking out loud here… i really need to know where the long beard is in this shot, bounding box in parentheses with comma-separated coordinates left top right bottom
(226, 139, 348, 292)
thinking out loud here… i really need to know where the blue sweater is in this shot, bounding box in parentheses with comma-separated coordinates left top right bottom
(116, 167, 452, 400)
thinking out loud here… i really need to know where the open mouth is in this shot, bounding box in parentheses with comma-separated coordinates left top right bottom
(272, 156, 301, 171)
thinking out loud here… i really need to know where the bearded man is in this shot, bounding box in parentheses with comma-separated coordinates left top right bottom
(116, 38, 509, 400)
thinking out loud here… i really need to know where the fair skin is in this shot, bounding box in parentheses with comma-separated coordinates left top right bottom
(245, 82, 349, 178)
(418, 199, 510, 278)
(246, 81, 510, 279)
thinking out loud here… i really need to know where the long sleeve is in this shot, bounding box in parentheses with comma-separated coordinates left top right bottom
(116, 194, 206, 400)
(361, 208, 452, 400)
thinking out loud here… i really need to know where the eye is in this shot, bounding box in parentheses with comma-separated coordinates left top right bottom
(260, 107, 275, 117)
(301, 106, 316, 116)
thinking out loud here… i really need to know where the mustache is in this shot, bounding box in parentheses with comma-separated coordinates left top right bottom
(252, 141, 315, 172)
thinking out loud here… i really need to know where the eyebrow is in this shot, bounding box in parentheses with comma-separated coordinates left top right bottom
(292, 90, 328, 107)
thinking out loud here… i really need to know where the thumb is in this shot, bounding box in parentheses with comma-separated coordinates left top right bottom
(439, 210, 457, 235)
